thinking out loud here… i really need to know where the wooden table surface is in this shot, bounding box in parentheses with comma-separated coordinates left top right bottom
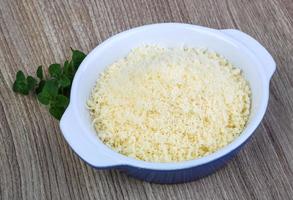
(1, 0, 293, 199)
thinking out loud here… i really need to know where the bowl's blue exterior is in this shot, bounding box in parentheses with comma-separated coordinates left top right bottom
(78, 137, 250, 184)
(117, 144, 243, 184)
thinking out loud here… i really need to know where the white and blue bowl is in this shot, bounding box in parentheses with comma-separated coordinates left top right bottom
(60, 23, 276, 184)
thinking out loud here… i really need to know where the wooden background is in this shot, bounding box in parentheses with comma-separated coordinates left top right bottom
(1, 0, 293, 199)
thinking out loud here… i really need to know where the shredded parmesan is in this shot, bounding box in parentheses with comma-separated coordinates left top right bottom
(87, 45, 251, 162)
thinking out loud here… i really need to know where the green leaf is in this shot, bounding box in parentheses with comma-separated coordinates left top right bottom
(35, 80, 45, 94)
(12, 48, 85, 120)
(49, 105, 65, 120)
(63, 60, 75, 80)
(27, 76, 37, 90)
(59, 75, 71, 87)
(48, 82, 59, 97)
(36, 66, 43, 80)
(71, 49, 86, 70)
(49, 64, 62, 78)
(13, 81, 29, 95)
(37, 79, 59, 105)
(52, 95, 69, 108)
(16, 71, 26, 81)
(63, 60, 70, 76)
(44, 79, 59, 97)
(37, 91, 50, 105)
(65, 60, 75, 81)
(12, 71, 35, 95)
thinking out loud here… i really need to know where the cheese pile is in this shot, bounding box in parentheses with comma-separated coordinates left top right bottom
(87, 45, 251, 162)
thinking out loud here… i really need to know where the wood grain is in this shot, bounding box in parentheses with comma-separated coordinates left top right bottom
(1, 0, 293, 199)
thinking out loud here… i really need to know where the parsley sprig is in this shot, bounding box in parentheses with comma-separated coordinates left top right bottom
(12, 49, 86, 120)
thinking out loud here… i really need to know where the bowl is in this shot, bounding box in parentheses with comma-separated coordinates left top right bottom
(60, 23, 276, 184)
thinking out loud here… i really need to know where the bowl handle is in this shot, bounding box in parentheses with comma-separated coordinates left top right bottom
(221, 29, 276, 81)
(60, 105, 121, 168)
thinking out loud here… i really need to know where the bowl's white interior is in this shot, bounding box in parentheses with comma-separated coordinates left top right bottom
(69, 24, 268, 169)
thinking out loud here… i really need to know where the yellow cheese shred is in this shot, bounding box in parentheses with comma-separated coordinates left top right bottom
(87, 45, 251, 162)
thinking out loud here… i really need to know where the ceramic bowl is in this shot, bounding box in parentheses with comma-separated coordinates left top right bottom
(60, 23, 276, 184)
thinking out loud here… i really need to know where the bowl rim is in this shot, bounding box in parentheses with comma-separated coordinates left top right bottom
(66, 23, 273, 170)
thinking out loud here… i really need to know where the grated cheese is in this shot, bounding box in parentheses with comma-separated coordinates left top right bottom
(87, 45, 251, 162)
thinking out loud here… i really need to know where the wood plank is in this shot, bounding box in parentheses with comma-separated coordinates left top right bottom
(0, 0, 292, 199)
